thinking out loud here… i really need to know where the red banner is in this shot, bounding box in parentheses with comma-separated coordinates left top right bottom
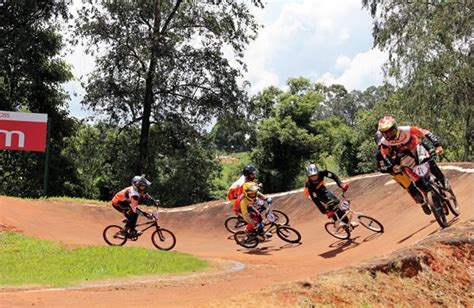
(0, 111, 48, 152)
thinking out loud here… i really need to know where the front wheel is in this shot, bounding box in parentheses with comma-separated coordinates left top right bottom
(276, 225, 301, 243)
(103, 225, 127, 246)
(443, 187, 460, 217)
(324, 222, 350, 240)
(271, 210, 290, 226)
(427, 190, 449, 228)
(224, 216, 246, 234)
(234, 230, 259, 248)
(151, 228, 176, 251)
(357, 215, 384, 233)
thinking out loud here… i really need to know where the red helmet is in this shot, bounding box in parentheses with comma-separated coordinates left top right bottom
(378, 115, 399, 141)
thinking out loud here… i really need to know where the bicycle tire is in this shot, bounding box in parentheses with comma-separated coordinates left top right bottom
(357, 215, 384, 233)
(234, 230, 259, 248)
(224, 216, 246, 234)
(103, 225, 127, 246)
(443, 187, 460, 216)
(324, 222, 350, 240)
(276, 225, 301, 243)
(427, 190, 449, 228)
(151, 228, 176, 251)
(271, 210, 290, 225)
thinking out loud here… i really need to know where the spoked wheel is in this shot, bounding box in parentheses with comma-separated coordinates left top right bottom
(357, 215, 384, 233)
(224, 216, 246, 234)
(276, 225, 301, 243)
(151, 228, 176, 251)
(271, 210, 290, 226)
(103, 225, 127, 246)
(427, 190, 449, 228)
(443, 187, 460, 216)
(234, 230, 259, 248)
(324, 222, 350, 240)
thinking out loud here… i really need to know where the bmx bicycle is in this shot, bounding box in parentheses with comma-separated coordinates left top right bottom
(225, 199, 289, 234)
(103, 208, 176, 251)
(324, 192, 384, 240)
(398, 149, 459, 228)
(233, 203, 301, 248)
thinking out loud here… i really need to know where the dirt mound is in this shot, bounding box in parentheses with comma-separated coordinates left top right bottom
(208, 220, 473, 307)
(0, 163, 472, 307)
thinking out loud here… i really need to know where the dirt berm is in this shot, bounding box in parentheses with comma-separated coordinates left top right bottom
(0, 163, 472, 307)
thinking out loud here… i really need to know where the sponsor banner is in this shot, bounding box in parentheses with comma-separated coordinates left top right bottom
(0, 111, 48, 152)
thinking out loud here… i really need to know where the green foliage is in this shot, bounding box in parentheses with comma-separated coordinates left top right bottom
(73, 0, 262, 172)
(362, 0, 473, 160)
(251, 78, 325, 192)
(0, 0, 80, 197)
(0, 231, 207, 287)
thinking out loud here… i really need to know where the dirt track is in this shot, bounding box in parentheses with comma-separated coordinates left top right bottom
(1, 163, 473, 307)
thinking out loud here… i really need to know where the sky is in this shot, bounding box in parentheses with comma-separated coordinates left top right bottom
(63, 0, 387, 119)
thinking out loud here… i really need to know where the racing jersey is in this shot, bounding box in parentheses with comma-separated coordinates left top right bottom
(304, 170, 343, 202)
(227, 175, 246, 202)
(112, 186, 148, 212)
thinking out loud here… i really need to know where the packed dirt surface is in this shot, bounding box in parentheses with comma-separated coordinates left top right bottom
(0, 163, 473, 307)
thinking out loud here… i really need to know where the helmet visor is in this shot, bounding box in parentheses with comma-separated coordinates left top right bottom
(382, 127, 397, 140)
(246, 191, 257, 199)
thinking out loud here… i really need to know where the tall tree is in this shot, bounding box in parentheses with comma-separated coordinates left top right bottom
(0, 0, 79, 197)
(73, 0, 262, 173)
(362, 0, 473, 160)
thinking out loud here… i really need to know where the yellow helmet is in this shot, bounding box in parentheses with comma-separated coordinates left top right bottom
(378, 115, 399, 140)
(242, 182, 259, 202)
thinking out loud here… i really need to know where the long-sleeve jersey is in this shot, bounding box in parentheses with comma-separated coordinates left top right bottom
(227, 175, 246, 202)
(112, 186, 152, 212)
(379, 126, 440, 166)
(304, 170, 343, 202)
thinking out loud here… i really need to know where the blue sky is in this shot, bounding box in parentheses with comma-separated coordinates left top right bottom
(63, 0, 387, 119)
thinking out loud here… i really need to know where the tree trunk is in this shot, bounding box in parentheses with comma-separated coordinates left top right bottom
(137, 0, 161, 174)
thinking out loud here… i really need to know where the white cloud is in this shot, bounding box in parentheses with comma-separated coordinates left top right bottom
(243, 0, 375, 94)
(318, 48, 388, 90)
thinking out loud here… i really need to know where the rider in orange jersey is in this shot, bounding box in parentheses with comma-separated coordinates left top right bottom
(375, 131, 424, 205)
(377, 115, 448, 214)
(111, 175, 159, 236)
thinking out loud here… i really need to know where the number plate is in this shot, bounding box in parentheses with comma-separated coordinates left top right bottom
(339, 200, 350, 211)
(266, 212, 275, 223)
(414, 163, 429, 177)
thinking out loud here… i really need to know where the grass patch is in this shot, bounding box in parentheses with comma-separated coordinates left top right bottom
(0, 231, 208, 287)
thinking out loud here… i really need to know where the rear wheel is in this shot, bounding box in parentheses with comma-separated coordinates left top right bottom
(224, 216, 246, 234)
(151, 228, 176, 251)
(271, 210, 289, 225)
(324, 222, 350, 240)
(234, 230, 259, 248)
(103, 225, 127, 246)
(427, 190, 449, 228)
(276, 225, 301, 243)
(357, 215, 384, 233)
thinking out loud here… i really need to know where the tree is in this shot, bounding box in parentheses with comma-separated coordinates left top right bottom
(251, 78, 324, 192)
(73, 0, 262, 173)
(0, 0, 79, 197)
(362, 0, 473, 160)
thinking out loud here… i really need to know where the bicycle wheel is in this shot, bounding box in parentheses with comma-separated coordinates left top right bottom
(324, 222, 350, 240)
(272, 210, 289, 225)
(151, 228, 176, 251)
(224, 216, 246, 234)
(427, 190, 449, 228)
(234, 230, 259, 248)
(357, 215, 384, 233)
(103, 225, 127, 246)
(276, 225, 301, 243)
(443, 187, 460, 216)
